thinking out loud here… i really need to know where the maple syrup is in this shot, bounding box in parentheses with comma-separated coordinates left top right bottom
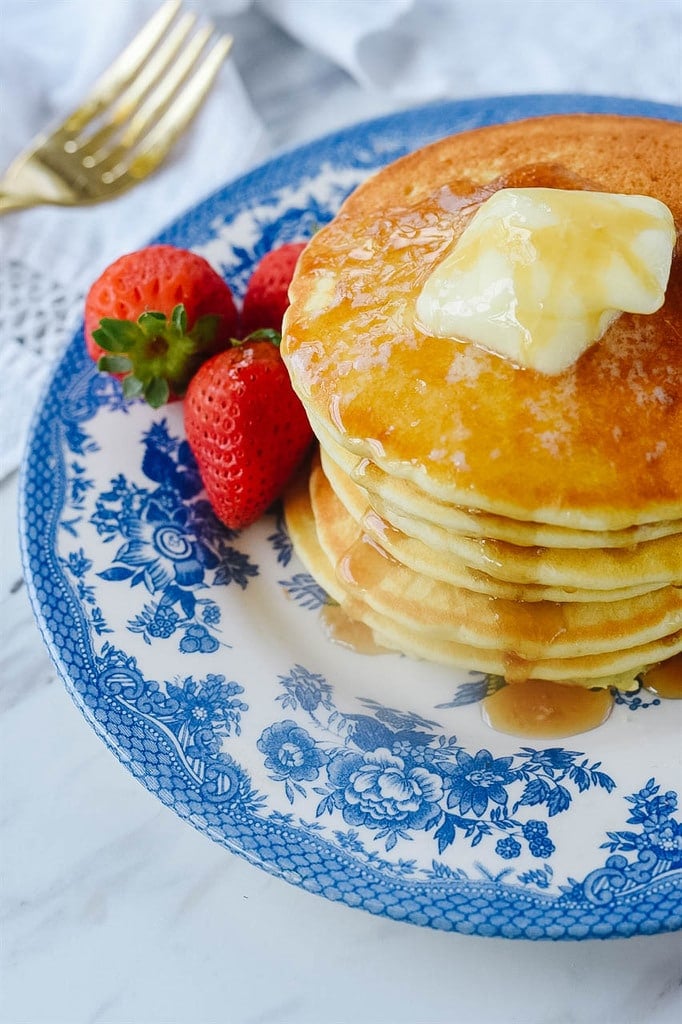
(336, 528, 399, 593)
(642, 652, 682, 698)
(482, 678, 614, 738)
(320, 604, 388, 655)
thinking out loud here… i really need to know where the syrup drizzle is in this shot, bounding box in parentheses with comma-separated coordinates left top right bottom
(318, 599, 680, 737)
(642, 652, 682, 699)
(320, 604, 388, 655)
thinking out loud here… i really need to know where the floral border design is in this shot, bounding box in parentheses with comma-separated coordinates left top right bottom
(92, 647, 681, 908)
(259, 666, 619, 878)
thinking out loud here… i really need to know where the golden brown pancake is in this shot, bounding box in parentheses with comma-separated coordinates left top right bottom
(315, 417, 682, 550)
(283, 114, 682, 529)
(281, 113, 682, 687)
(320, 446, 676, 602)
(284, 462, 682, 687)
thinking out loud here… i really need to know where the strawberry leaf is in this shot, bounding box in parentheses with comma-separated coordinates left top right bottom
(98, 354, 133, 374)
(189, 313, 221, 348)
(94, 319, 143, 352)
(138, 311, 167, 331)
(122, 376, 145, 399)
(243, 328, 282, 347)
(93, 303, 226, 406)
(172, 304, 188, 333)
(145, 376, 170, 408)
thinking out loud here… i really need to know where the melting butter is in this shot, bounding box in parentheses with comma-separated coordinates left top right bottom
(416, 187, 675, 374)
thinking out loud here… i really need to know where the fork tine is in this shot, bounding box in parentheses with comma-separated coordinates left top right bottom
(0, 3, 232, 211)
(85, 21, 213, 169)
(63, 0, 182, 137)
(78, 11, 198, 165)
(104, 35, 233, 185)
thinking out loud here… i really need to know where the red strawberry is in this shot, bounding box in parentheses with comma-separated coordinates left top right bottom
(84, 244, 239, 407)
(184, 339, 313, 529)
(240, 241, 306, 336)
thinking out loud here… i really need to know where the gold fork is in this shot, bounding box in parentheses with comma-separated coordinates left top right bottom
(0, 0, 233, 215)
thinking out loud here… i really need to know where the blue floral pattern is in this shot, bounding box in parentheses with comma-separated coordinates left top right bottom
(326, 748, 444, 847)
(88, 420, 258, 652)
(20, 94, 682, 939)
(262, 666, 618, 867)
(95, 644, 261, 810)
(258, 721, 328, 803)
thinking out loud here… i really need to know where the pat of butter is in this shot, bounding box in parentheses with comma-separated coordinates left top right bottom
(416, 187, 676, 374)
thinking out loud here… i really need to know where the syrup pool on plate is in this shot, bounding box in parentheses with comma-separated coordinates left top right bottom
(481, 678, 614, 739)
(642, 652, 682, 698)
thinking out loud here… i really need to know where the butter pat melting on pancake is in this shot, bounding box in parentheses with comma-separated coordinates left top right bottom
(416, 187, 675, 374)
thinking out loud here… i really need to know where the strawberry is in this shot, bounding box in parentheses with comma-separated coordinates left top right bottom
(84, 244, 239, 407)
(240, 241, 306, 336)
(184, 337, 313, 529)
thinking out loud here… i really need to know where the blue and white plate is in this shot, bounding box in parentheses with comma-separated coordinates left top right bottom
(20, 95, 682, 940)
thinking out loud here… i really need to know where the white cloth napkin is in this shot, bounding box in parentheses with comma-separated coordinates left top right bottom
(258, 0, 682, 102)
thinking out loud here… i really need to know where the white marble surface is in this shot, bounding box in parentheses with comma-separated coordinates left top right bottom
(2, 2, 682, 1023)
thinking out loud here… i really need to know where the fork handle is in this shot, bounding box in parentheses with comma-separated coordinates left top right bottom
(0, 190, 41, 214)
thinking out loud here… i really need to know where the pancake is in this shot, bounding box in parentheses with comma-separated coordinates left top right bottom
(320, 446, 671, 603)
(281, 113, 682, 689)
(284, 463, 682, 687)
(310, 455, 682, 659)
(283, 114, 682, 530)
(315, 416, 682, 550)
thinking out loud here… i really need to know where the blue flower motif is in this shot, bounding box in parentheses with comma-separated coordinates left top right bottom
(327, 748, 443, 831)
(201, 602, 221, 626)
(598, 781, 682, 872)
(258, 721, 327, 782)
(161, 673, 248, 756)
(643, 813, 682, 863)
(148, 605, 179, 638)
(180, 624, 219, 653)
(496, 837, 522, 860)
(529, 836, 556, 859)
(522, 819, 549, 841)
(114, 497, 218, 593)
(65, 548, 92, 577)
(278, 665, 333, 713)
(444, 748, 514, 816)
(144, 421, 178, 455)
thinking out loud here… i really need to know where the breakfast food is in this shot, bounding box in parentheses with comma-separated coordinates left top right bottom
(281, 114, 682, 691)
(241, 242, 308, 335)
(85, 245, 239, 406)
(86, 241, 312, 528)
(184, 339, 314, 530)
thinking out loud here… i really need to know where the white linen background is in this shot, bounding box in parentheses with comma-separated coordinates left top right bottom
(1, 0, 680, 478)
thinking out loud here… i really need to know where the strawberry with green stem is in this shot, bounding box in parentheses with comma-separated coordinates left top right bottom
(88, 238, 314, 529)
(85, 244, 239, 407)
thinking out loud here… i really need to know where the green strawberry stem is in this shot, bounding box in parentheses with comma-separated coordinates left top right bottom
(229, 328, 282, 348)
(94, 303, 221, 408)
(245, 328, 282, 346)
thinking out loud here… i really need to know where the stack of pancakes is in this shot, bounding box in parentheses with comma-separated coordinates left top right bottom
(281, 114, 682, 689)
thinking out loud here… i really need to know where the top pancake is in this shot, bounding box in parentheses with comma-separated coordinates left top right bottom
(282, 114, 682, 530)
